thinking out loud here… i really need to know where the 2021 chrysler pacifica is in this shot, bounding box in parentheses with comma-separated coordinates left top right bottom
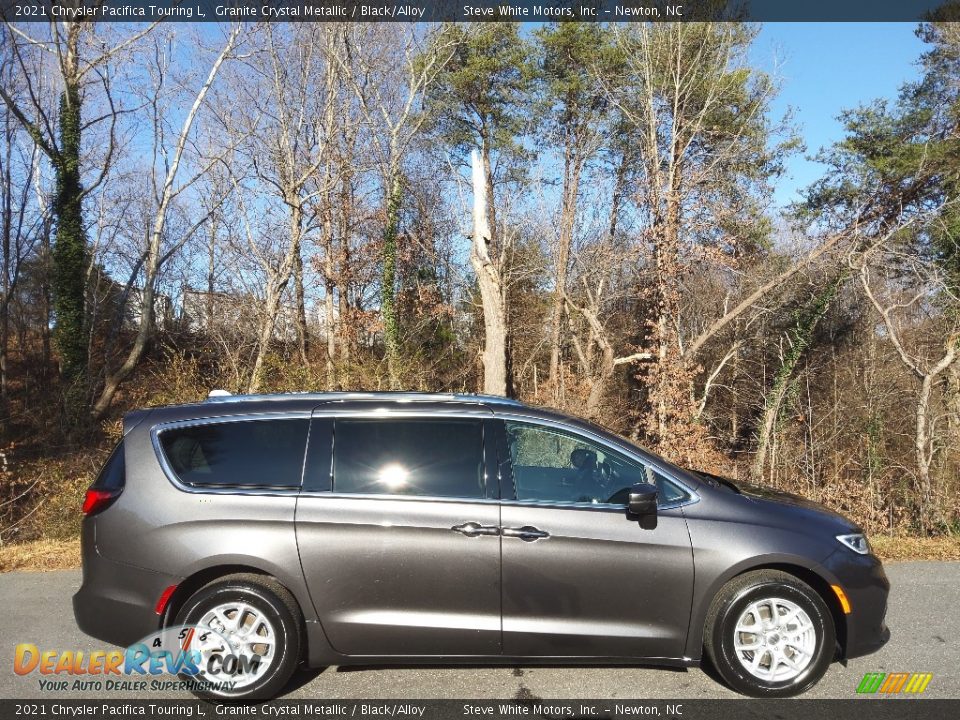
(74, 392, 889, 700)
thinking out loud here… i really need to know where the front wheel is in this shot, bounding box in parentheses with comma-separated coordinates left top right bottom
(704, 570, 836, 697)
(174, 574, 302, 700)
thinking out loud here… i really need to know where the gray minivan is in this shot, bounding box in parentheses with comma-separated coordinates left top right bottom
(74, 392, 889, 700)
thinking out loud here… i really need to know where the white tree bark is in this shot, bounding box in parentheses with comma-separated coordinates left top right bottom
(470, 149, 508, 396)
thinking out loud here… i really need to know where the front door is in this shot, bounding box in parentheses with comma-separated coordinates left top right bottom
(497, 419, 694, 659)
(296, 413, 502, 656)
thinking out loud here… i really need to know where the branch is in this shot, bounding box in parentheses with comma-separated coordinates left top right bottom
(3, 23, 54, 55)
(613, 352, 654, 366)
(78, 21, 164, 80)
(0, 84, 56, 160)
(695, 341, 742, 419)
(150, 24, 241, 250)
(78, 64, 118, 200)
(684, 228, 848, 360)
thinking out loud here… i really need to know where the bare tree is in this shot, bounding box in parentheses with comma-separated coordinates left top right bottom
(0, 70, 43, 402)
(537, 24, 610, 399)
(335, 25, 454, 387)
(0, 15, 159, 390)
(853, 244, 959, 526)
(602, 23, 794, 453)
(90, 25, 241, 419)
(216, 25, 339, 393)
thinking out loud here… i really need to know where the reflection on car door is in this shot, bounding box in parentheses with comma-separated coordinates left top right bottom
(497, 419, 694, 659)
(295, 413, 502, 656)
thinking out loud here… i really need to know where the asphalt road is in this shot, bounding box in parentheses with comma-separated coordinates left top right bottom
(1, 562, 957, 700)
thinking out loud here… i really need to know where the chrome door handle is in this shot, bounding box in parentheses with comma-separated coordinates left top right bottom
(502, 526, 550, 541)
(452, 522, 500, 537)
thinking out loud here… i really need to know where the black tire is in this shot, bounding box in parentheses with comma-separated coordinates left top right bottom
(174, 573, 302, 701)
(704, 570, 835, 698)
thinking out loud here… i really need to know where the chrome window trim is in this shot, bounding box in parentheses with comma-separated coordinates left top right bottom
(298, 492, 501, 505)
(151, 412, 312, 496)
(294, 492, 688, 513)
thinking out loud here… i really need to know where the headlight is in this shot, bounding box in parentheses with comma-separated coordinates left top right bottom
(836, 533, 871, 555)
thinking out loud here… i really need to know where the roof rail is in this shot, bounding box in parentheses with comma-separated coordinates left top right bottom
(201, 390, 525, 407)
(453, 393, 524, 406)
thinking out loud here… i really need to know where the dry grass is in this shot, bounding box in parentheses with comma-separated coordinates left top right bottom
(0, 538, 81, 572)
(870, 534, 960, 562)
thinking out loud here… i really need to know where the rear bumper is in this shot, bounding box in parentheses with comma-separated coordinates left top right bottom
(73, 520, 180, 648)
(819, 548, 891, 659)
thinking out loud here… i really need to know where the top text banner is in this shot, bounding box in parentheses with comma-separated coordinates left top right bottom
(0, 0, 957, 22)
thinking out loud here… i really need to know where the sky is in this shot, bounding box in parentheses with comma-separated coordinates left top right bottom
(752, 23, 927, 208)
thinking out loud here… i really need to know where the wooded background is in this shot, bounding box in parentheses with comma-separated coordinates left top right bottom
(1, 19, 958, 544)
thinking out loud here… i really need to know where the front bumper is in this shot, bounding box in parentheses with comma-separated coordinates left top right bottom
(819, 547, 891, 659)
(73, 521, 180, 648)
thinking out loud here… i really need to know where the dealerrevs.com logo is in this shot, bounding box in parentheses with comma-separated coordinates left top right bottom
(13, 625, 262, 693)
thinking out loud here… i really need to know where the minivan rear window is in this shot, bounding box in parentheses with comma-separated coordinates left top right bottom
(92, 441, 126, 490)
(333, 419, 484, 499)
(159, 419, 309, 489)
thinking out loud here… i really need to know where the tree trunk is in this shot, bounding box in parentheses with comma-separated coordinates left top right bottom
(293, 246, 308, 365)
(913, 336, 959, 530)
(1, 121, 11, 401)
(547, 141, 582, 398)
(471, 148, 508, 396)
(52, 72, 89, 389)
(206, 220, 216, 329)
(586, 343, 614, 418)
(915, 371, 935, 525)
(381, 171, 403, 389)
(247, 203, 303, 393)
(321, 186, 337, 389)
(39, 216, 52, 374)
(249, 284, 283, 393)
(650, 157, 682, 443)
(337, 174, 353, 389)
(948, 362, 960, 476)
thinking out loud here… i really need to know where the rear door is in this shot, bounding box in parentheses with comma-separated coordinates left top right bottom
(496, 418, 695, 659)
(295, 409, 502, 656)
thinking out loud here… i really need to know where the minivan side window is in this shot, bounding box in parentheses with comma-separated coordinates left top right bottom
(504, 421, 689, 506)
(334, 419, 484, 499)
(159, 419, 309, 489)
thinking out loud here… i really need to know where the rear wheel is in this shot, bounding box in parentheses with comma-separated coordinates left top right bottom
(175, 574, 302, 700)
(704, 570, 835, 697)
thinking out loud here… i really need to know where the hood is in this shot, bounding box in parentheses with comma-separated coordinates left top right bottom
(691, 470, 859, 532)
(736, 482, 853, 523)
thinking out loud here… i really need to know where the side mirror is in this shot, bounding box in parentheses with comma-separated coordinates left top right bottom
(628, 483, 658, 516)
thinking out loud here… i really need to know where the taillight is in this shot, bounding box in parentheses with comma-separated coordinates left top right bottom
(82, 488, 120, 516)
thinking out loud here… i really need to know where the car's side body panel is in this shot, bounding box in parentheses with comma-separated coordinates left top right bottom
(296, 495, 502, 656)
(499, 502, 693, 658)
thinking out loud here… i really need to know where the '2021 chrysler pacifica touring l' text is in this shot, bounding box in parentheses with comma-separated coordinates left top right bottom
(74, 391, 889, 700)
